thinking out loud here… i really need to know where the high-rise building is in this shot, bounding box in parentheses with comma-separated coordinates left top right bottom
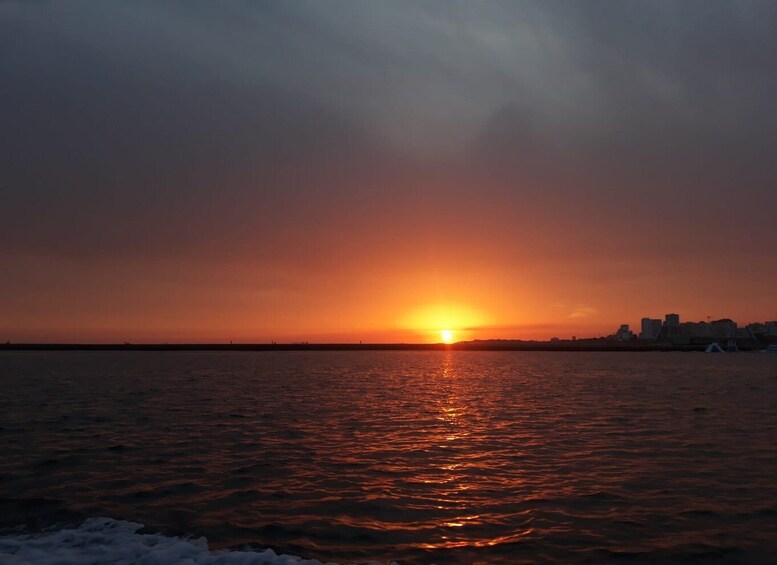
(665, 313, 680, 326)
(640, 318, 662, 340)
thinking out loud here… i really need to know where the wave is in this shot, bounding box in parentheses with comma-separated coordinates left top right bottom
(0, 518, 398, 565)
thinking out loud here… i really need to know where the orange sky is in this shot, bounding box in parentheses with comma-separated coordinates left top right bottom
(4, 236, 775, 343)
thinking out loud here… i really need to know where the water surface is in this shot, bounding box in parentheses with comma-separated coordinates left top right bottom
(1, 351, 776, 563)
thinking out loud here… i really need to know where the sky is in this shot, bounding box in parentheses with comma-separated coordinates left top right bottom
(1, 0, 776, 343)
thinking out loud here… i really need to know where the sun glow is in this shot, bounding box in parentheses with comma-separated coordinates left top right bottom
(401, 303, 488, 343)
(440, 329, 454, 344)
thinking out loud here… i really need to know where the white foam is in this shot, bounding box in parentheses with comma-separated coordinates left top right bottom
(0, 518, 397, 565)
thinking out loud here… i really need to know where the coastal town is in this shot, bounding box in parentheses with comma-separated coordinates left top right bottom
(461, 313, 777, 351)
(453, 317, 777, 351)
(607, 314, 777, 349)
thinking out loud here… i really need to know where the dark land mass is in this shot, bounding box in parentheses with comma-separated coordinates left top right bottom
(0, 340, 754, 352)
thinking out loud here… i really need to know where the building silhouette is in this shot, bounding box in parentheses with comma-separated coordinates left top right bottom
(640, 318, 662, 340)
(624, 312, 777, 347)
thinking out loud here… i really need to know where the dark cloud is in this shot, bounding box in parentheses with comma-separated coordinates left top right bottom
(1, 0, 775, 261)
(0, 3, 390, 257)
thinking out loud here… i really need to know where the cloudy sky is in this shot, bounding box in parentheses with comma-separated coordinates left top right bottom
(2, 1, 775, 342)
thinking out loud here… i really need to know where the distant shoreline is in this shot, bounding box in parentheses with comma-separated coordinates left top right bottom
(0, 343, 730, 352)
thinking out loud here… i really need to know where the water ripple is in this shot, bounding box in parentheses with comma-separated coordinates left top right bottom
(1, 350, 776, 563)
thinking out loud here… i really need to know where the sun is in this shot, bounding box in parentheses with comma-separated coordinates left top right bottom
(440, 329, 455, 344)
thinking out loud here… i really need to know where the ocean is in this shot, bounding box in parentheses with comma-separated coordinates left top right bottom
(1, 351, 776, 564)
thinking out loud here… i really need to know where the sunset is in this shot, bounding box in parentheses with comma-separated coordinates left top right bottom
(1, 2, 776, 564)
(2, 2, 775, 345)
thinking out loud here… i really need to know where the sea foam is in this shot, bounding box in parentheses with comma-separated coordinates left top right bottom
(0, 518, 396, 565)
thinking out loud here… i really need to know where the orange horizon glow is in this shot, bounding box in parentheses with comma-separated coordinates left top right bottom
(3, 252, 776, 344)
(2, 205, 775, 345)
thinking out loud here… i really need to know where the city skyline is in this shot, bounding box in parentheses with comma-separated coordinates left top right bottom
(611, 313, 777, 344)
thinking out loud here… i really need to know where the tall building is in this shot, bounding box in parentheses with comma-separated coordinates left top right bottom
(640, 318, 662, 340)
(665, 313, 680, 326)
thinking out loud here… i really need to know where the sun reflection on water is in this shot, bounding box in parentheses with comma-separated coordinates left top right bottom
(417, 353, 527, 551)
